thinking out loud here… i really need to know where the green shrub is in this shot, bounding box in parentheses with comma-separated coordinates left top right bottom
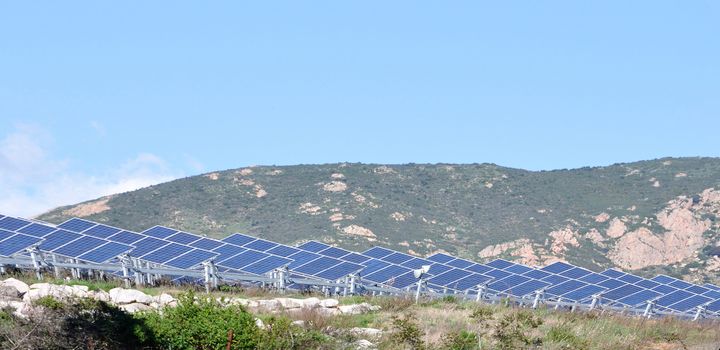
(440, 330, 478, 350)
(545, 323, 589, 350)
(138, 291, 259, 349)
(389, 313, 426, 350)
(256, 315, 328, 350)
(34, 295, 65, 310)
(492, 309, 543, 350)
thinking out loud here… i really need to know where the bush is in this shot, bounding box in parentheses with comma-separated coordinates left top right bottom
(492, 309, 543, 350)
(389, 313, 426, 350)
(138, 291, 259, 349)
(545, 323, 589, 350)
(256, 316, 328, 350)
(440, 330, 478, 350)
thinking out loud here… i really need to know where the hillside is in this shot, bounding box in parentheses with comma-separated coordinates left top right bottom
(38, 157, 720, 282)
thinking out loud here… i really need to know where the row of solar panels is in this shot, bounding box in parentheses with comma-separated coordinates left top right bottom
(1, 213, 719, 317)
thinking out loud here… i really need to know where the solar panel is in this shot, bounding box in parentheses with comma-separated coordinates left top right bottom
(166, 249, 218, 269)
(427, 269, 473, 287)
(426, 253, 456, 264)
(485, 269, 512, 280)
(267, 245, 301, 257)
(219, 250, 269, 269)
(541, 261, 574, 274)
(452, 274, 493, 291)
(667, 295, 712, 312)
(652, 284, 678, 295)
(108, 231, 145, 244)
(244, 239, 278, 251)
(561, 285, 606, 302)
(39, 230, 82, 251)
(143, 226, 179, 239)
(523, 269, 552, 280)
(386, 272, 421, 289)
(704, 283, 720, 291)
(615, 289, 661, 307)
(602, 284, 645, 301)
(545, 280, 588, 297)
(212, 244, 247, 260)
(297, 241, 331, 253)
(314, 262, 363, 280)
(655, 290, 694, 307)
(446, 259, 474, 269)
(486, 259, 514, 269)
(618, 274, 644, 284)
(685, 285, 710, 295)
(83, 225, 122, 238)
(651, 275, 675, 284)
(560, 267, 592, 279)
(578, 273, 609, 284)
(363, 246, 395, 259)
(78, 242, 133, 263)
(343, 252, 372, 264)
(541, 274, 569, 285)
(294, 257, 341, 275)
(597, 278, 625, 290)
(402, 257, 432, 269)
(130, 237, 170, 257)
(0, 229, 14, 241)
(243, 256, 292, 274)
(504, 264, 533, 274)
(318, 246, 350, 258)
(18, 223, 56, 237)
(166, 231, 202, 245)
(361, 259, 392, 275)
(427, 263, 452, 275)
(509, 280, 553, 297)
(141, 243, 193, 264)
(600, 269, 626, 279)
(488, 275, 530, 293)
(53, 236, 106, 257)
(668, 280, 694, 290)
(0, 234, 42, 256)
(222, 233, 257, 246)
(191, 238, 225, 250)
(382, 252, 414, 264)
(286, 251, 321, 269)
(57, 218, 96, 232)
(703, 290, 720, 299)
(635, 279, 660, 289)
(365, 265, 412, 284)
(0, 217, 31, 231)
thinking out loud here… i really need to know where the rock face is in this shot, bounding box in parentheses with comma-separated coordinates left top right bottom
(109, 288, 155, 305)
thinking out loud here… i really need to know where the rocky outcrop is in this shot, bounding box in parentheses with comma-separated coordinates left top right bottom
(606, 218, 626, 238)
(548, 227, 580, 255)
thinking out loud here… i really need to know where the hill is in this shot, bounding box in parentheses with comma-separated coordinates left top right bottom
(38, 157, 720, 282)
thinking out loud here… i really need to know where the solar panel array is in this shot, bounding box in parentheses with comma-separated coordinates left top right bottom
(1, 212, 719, 319)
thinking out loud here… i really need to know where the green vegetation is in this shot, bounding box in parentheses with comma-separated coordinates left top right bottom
(38, 158, 720, 280)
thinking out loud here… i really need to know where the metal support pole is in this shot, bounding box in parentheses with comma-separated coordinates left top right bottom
(133, 259, 143, 286)
(52, 254, 60, 279)
(643, 300, 654, 318)
(476, 284, 487, 303)
(349, 274, 357, 295)
(212, 262, 218, 289)
(693, 304, 707, 321)
(277, 267, 286, 293)
(121, 256, 132, 288)
(589, 294, 600, 311)
(532, 289, 544, 309)
(29, 248, 43, 280)
(203, 261, 211, 294)
(414, 279, 423, 303)
(554, 297, 562, 310)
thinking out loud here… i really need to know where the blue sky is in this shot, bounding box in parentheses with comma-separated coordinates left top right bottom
(1, 1, 719, 216)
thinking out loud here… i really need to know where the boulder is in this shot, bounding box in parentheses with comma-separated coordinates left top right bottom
(255, 318, 265, 329)
(255, 299, 281, 310)
(109, 288, 154, 305)
(319, 298, 339, 308)
(350, 327, 383, 338)
(354, 339, 376, 349)
(229, 298, 257, 308)
(315, 307, 342, 316)
(1, 278, 29, 295)
(23, 284, 86, 302)
(292, 320, 305, 327)
(156, 293, 177, 306)
(0, 285, 22, 299)
(300, 297, 321, 309)
(91, 290, 111, 302)
(276, 297, 304, 309)
(119, 302, 152, 313)
(338, 303, 380, 315)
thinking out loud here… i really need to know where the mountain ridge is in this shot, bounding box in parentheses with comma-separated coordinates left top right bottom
(38, 157, 720, 282)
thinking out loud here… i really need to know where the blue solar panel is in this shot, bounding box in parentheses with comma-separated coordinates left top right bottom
(600, 269, 626, 279)
(53, 236, 106, 257)
(602, 284, 645, 301)
(39, 230, 81, 251)
(166, 249, 217, 269)
(287, 251, 321, 269)
(318, 246, 350, 258)
(453, 274, 493, 291)
(488, 275, 530, 293)
(0, 229, 13, 242)
(142, 243, 193, 264)
(651, 275, 675, 284)
(365, 265, 412, 284)
(387, 272, 422, 289)
(78, 242, 132, 263)
(656, 290, 694, 307)
(541, 261, 574, 274)
(578, 273, 609, 284)
(466, 264, 493, 274)
(560, 267, 592, 279)
(667, 295, 712, 312)
(83, 225, 121, 238)
(486, 259, 514, 269)
(446, 259, 474, 269)
(297, 241, 331, 253)
(0, 234, 42, 256)
(244, 239, 278, 251)
(130, 237, 169, 257)
(382, 252, 414, 264)
(703, 290, 720, 299)
(523, 269, 552, 280)
(212, 244, 246, 260)
(545, 280, 588, 297)
(561, 285, 606, 301)
(504, 264, 533, 274)
(542, 274, 570, 285)
(427, 263, 452, 275)
(685, 285, 710, 295)
(166, 231, 201, 245)
(635, 279, 660, 289)
(315, 262, 363, 280)
(294, 257, 340, 275)
(708, 300, 720, 313)
(267, 245, 301, 257)
(222, 233, 257, 246)
(343, 253, 371, 264)
(108, 231, 145, 244)
(616, 289, 661, 307)
(618, 274, 643, 284)
(402, 258, 432, 269)
(57, 218, 96, 232)
(426, 253, 455, 264)
(652, 284, 678, 294)
(363, 246, 395, 259)
(243, 256, 292, 274)
(190, 238, 224, 250)
(704, 283, 720, 291)
(669, 280, 693, 290)
(0, 217, 31, 231)
(597, 278, 625, 290)
(510, 280, 553, 297)
(427, 269, 472, 286)
(143, 226, 178, 239)
(220, 250, 269, 269)
(361, 259, 392, 275)
(485, 269, 512, 280)
(18, 223, 56, 237)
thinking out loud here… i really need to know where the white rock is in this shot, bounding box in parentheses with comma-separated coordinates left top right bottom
(1, 278, 29, 295)
(119, 302, 152, 313)
(156, 293, 176, 306)
(23, 284, 85, 302)
(354, 339, 376, 349)
(292, 320, 305, 327)
(338, 303, 380, 315)
(320, 299, 339, 308)
(109, 288, 154, 305)
(351, 327, 383, 338)
(229, 298, 256, 308)
(301, 297, 321, 309)
(276, 297, 304, 309)
(255, 318, 265, 329)
(256, 299, 281, 310)
(71, 285, 89, 292)
(315, 307, 341, 316)
(92, 290, 111, 302)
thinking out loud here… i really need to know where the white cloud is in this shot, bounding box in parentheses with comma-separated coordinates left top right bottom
(0, 124, 182, 218)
